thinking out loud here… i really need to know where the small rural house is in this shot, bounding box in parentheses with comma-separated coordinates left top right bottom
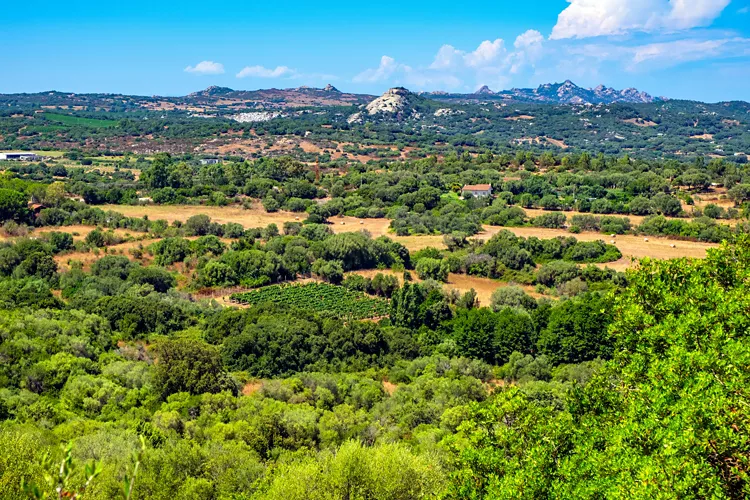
(28, 203, 46, 217)
(461, 184, 492, 197)
(200, 158, 220, 165)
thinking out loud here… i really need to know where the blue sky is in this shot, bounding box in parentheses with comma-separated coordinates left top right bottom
(2, 0, 750, 101)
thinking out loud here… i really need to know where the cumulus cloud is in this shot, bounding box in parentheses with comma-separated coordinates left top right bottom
(429, 45, 464, 70)
(464, 39, 506, 68)
(355, 34, 546, 90)
(550, 0, 731, 39)
(353, 56, 399, 82)
(429, 39, 507, 70)
(184, 61, 225, 75)
(509, 30, 545, 73)
(236, 65, 296, 78)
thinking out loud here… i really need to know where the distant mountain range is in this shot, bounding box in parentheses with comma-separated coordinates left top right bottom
(183, 80, 662, 106)
(428, 80, 661, 105)
(0, 80, 665, 111)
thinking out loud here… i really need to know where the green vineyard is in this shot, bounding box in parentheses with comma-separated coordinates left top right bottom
(230, 283, 390, 319)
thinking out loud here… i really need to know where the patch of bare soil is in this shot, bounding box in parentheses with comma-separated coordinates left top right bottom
(624, 118, 657, 127)
(382, 381, 398, 395)
(242, 381, 264, 396)
(543, 137, 569, 149)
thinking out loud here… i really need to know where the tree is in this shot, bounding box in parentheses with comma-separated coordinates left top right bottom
(490, 286, 537, 312)
(628, 196, 654, 215)
(129, 266, 176, 293)
(536, 293, 613, 363)
(415, 258, 449, 282)
(183, 214, 212, 236)
(44, 181, 67, 207)
(728, 183, 750, 206)
(15, 252, 58, 281)
(451, 308, 498, 363)
(0, 188, 30, 223)
(85, 229, 106, 247)
(312, 259, 344, 284)
(199, 261, 238, 288)
(142, 153, 171, 189)
(651, 192, 682, 216)
(154, 338, 228, 398)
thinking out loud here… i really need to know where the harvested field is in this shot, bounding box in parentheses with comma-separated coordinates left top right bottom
(53, 238, 158, 271)
(349, 269, 544, 307)
(523, 207, 735, 227)
(490, 226, 717, 263)
(96, 205, 718, 267)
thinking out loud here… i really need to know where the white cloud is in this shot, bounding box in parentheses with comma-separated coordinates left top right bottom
(550, 0, 731, 40)
(509, 30, 545, 73)
(429, 39, 507, 70)
(464, 39, 506, 68)
(353, 56, 400, 82)
(630, 37, 750, 68)
(567, 36, 750, 71)
(236, 65, 296, 78)
(356, 35, 544, 90)
(430, 45, 464, 70)
(184, 61, 225, 75)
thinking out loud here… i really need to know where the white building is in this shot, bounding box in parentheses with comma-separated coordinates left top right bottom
(200, 158, 220, 165)
(461, 184, 493, 197)
(0, 152, 41, 161)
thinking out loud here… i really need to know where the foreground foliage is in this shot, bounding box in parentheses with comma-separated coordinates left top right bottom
(448, 238, 750, 499)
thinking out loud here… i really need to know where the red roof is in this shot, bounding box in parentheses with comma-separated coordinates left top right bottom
(462, 184, 492, 191)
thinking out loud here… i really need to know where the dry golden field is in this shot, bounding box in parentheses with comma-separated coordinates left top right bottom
(98, 204, 719, 269)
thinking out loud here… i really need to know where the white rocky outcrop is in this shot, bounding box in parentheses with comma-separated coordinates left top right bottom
(434, 108, 465, 117)
(365, 87, 412, 115)
(347, 112, 363, 124)
(229, 111, 281, 123)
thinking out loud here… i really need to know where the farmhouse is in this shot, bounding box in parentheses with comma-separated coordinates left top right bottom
(0, 152, 41, 161)
(461, 184, 492, 197)
(200, 158, 220, 165)
(28, 203, 46, 216)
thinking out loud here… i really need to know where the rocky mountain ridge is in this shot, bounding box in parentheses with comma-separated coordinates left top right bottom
(463, 80, 661, 104)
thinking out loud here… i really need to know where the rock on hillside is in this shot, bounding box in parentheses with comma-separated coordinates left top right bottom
(474, 85, 495, 95)
(434, 108, 465, 117)
(323, 84, 340, 92)
(365, 87, 414, 116)
(188, 86, 234, 97)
